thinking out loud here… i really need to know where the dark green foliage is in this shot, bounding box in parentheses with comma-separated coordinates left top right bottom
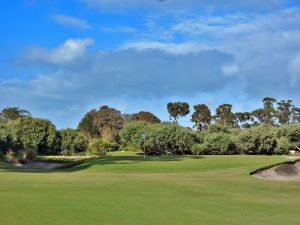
(292, 107, 300, 123)
(7, 117, 57, 155)
(0, 107, 31, 121)
(120, 122, 196, 155)
(252, 97, 277, 125)
(77, 109, 100, 139)
(0, 122, 10, 152)
(191, 104, 211, 131)
(87, 139, 118, 156)
(274, 137, 292, 155)
(59, 128, 88, 156)
(120, 121, 149, 148)
(274, 124, 300, 148)
(143, 123, 196, 155)
(93, 106, 124, 142)
(206, 123, 230, 133)
(129, 111, 161, 124)
(234, 112, 253, 128)
(214, 104, 234, 126)
(277, 100, 294, 124)
(237, 126, 276, 155)
(193, 133, 237, 155)
(167, 102, 190, 123)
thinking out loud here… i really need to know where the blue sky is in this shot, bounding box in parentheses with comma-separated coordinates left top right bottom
(0, 0, 300, 128)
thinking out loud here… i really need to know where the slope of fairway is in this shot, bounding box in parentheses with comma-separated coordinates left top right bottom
(0, 154, 299, 225)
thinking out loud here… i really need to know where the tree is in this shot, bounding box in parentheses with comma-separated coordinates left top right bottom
(234, 112, 253, 128)
(129, 111, 161, 124)
(58, 129, 88, 156)
(291, 107, 300, 123)
(143, 123, 196, 155)
(277, 100, 294, 124)
(93, 106, 124, 142)
(215, 104, 234, 126)
(120, 121, 149, 148)
(192, 133, 237, 155)
(167, 102, 190, 123)
(7, 117, 57, 155)
(77, 109, 100, 139)
(237, 125, 276, 155)
(191, 104, 211, 131)
(252, 97, 277, 125)
(0, 107, 30, 121)
(262, 97, 277, 125)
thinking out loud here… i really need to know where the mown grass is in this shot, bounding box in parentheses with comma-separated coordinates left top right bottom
(0, 153, 299, 225)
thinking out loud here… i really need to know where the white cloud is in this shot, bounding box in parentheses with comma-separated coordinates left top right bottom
(52, 14, 91, 29)
(101, 26, 136, 33)
(222, 64, 239, 76)
(26, 38, 94, 65)
(122, 41, 210, 55)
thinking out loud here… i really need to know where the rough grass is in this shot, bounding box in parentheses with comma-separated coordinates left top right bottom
(0, 153, 299, 225)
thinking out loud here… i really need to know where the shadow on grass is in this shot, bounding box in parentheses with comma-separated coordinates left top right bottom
(0, 154, 204, 174)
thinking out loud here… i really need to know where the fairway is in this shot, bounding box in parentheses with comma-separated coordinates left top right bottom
(1, 154, 300, 225)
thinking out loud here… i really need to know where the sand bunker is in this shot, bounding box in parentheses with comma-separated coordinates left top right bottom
(14, 161, 64, 169)
(252, 160, 300, 181)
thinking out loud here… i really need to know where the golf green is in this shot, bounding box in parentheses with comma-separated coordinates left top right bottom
(0, 153, 299, 225)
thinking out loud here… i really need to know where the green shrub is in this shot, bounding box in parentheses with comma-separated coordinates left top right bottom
(195, 133, 237, 155)
(118, 144, 141, 152)
(143, 123, 196, 155)
(87, 139, 119, 156)
(120, 121, 149, 148)
(192, 143, 206, 155)
(275, 137, 293, 155)
(275, 124, 300, 149)
(59, 129, 88, 156)
(7, 117, 57, 155)
(237, 125, 276, 155)
(206, 124, 230, 133)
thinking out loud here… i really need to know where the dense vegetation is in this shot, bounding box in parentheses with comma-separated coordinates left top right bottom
(0, 97, 300, 160)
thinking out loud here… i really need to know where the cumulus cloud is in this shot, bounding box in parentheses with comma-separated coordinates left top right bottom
(52, 14, 91, 29)
(1, 40, 239, 127)
(25, 38, 94, 65)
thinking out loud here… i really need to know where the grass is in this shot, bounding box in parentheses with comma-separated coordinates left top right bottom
(0, 153, 299, 225)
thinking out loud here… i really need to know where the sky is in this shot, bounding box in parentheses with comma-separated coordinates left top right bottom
(0, 0, 300, 129)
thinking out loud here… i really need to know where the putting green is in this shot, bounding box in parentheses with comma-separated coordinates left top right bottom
(0, 153, 299, 225)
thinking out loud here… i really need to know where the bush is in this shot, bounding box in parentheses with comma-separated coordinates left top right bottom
(275, 137, 293, 155)
(118, 144, 141, 152)
(192, 143, 206, 155)
(120, 121, 149, 148)
(120, 122, 196, 155)
(206, 124, 230, 133)
(59, 129, 88, 156)
(237, 126, 276, 155)
(194, 133, 237, 155)
(143, 123, 196, 155)
(275, 124, 300, 149)
(87, 139, 119, 156)
(7, 117, 57, 155)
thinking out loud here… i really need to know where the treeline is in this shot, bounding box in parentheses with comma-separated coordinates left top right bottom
(0, 97, 300, 161)
(167, 97, 300, 130)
